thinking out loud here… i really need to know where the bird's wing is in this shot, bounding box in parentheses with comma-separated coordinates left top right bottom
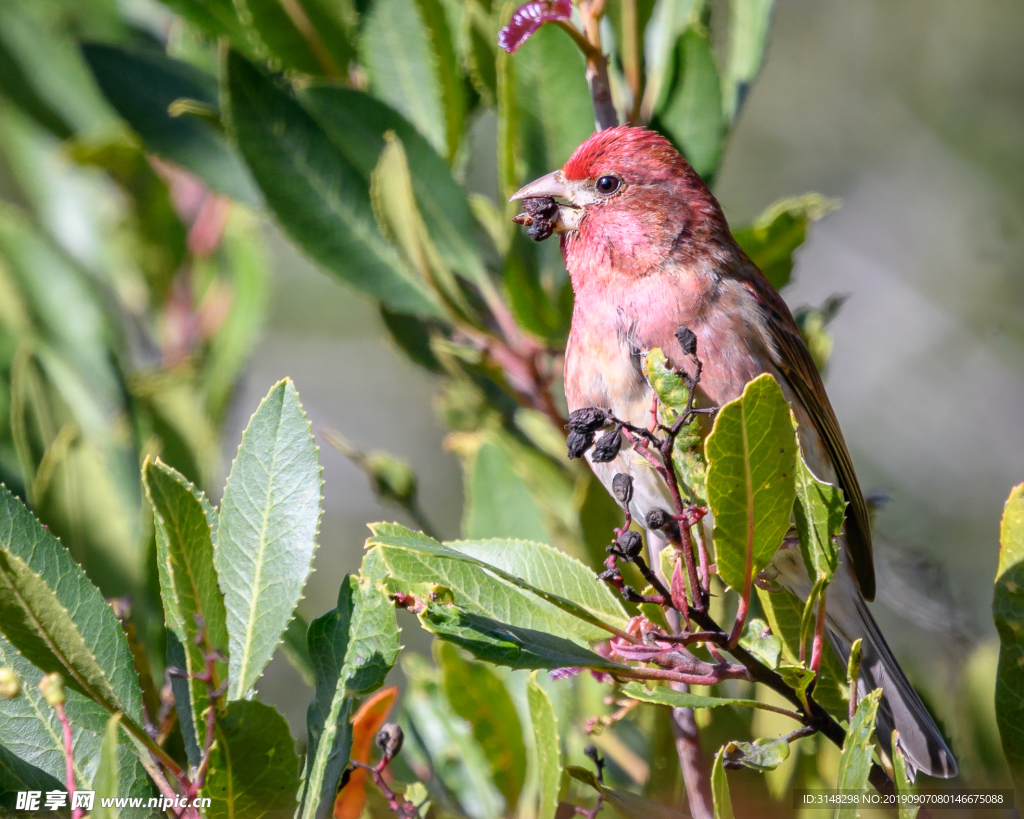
(742, 271, 876, 600)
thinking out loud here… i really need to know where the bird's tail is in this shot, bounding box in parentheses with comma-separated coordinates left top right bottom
(829, 594, 957, 781)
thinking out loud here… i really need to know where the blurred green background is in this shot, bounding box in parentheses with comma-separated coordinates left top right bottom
(0, 0, 1021, 799)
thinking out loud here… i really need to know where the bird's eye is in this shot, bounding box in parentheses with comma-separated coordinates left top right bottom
(595, 175, 621, 195)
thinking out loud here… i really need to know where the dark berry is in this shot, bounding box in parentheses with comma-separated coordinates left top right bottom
(645, 508, 670, 530)
(591, 429, 622, 463)
(675, 325, 698, 356)
(567, 407, 608, 433)
(616, 530, 643, 559)
(566, 430, 593, 459)
(375, 723, 404, 759)
(611, 473, 633, 505)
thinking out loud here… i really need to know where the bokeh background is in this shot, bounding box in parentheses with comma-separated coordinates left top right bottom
(0, 0, 1021, 804)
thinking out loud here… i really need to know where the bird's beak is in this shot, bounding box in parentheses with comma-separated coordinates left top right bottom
(510, 170, 573, 203)
(510, 170, 582, 233)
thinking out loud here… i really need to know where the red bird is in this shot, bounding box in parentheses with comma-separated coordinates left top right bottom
(512, 125, 956, 779)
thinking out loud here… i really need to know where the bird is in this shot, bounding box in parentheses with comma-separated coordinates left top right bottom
(511, 125, 957, 780)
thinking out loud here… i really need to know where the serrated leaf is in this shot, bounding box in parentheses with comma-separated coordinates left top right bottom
(723, 734, 790, 772)
(566, 766, 686, 818)
(528, 672, 560, 819)
(300, 85, 486, 288)
(835, 688, 882, 817)
(732, 194, 838, 291)
(143, 459, 229, 751)
(652, 26, 723, 181)
(166, 631, 200, 768)
(994, 483, 1024, 794)
(92, 713, 121, 819)
(201, 700, 300, 819)
(369, 523, 627, 641)
(418, 604, 622, 672)
(224, 50, 440, 316)
(621, 681, 785, 714)
(793, 446, 844, 582)
(301, 573, 401, 819)
(438, 643, 526, 809)
(891, 731, 919, 819)
(721, 0, 775, 124)
(415, 0, 466, 160)
(711, 747, 734, 819)
(643, 348, 705, 501)
(0, 487, 143, 725)
(216, 378, 322, 699)
(705, 374, 797, 594)
(360, 0, 447, 154)
(81, 43, 261, 205)
(0, 634, 152, 805)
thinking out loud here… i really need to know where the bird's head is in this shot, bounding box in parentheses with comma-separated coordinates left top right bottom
(511, 126, 731, 280)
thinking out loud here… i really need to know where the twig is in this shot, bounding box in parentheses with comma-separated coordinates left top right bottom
(55, 702, 80, 819)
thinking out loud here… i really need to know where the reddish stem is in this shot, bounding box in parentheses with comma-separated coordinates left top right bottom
(810, 590, 827, 674)
(55, 703, 81, 819)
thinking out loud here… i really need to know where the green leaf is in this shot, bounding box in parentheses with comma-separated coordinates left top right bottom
(437, 642, 526, 809)
(445, 538, 629, 630)
(757, 587, 849, 717)
(224, 50, 440, 316)
(201, 700, 300, 819)
(566, 766, 687, 818)
(732, 194, 838, 291)
(216, 378, 322, 699)
(92, 713, 121, 819)
(369, 523, 628, 641)
(652, 26, 723, 181)
(199, 212, 270, 423)
(143, 459, 230, 747)
(234, 0, 354, 78)
(711, 747, 734, 819)
(0, 487, 143, 724)
(515, 23, 594, 170)
(738, 617, 782, 669)
(994, 483, 1024, 793)
(723, 735, 790, 772)
(0, 634, 152, 804)
(528, 672, 561, 819)
(705, 374, 797, 594)
(158, 0, 251, 45)
(892, 732, 919, 819)
(400, 653, 504, 815)
(793, 446, 844, 582)
(418, 604, 623, 672)
(371, 133, 473, 317)
(301, 571, 401, 819)
(414, 0, 466, 161)
(643, 348, 706, 501)
(81, 44, 261, 206)
(642, 0, 703, 117)
(360, 0, 447, 154)
(301, 85, 487, 288)
(621, 681, 786, 714)
(835, 688, 882, 817)
(460, 433, 551, 543)
(166, 631, 201, 767)
(721, 0, 775, 124)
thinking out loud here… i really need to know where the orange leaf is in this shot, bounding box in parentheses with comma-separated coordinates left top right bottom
(333, 686, 398, 819)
